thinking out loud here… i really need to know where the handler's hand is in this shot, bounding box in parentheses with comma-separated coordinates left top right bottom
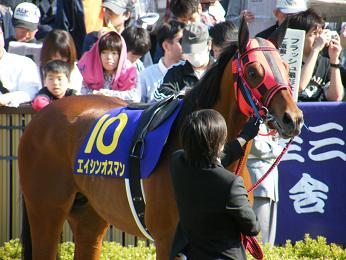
(239, 117, 260, 141)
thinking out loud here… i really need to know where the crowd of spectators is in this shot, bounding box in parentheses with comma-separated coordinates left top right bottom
(0, 0, 344, 108)
(0, 0, 345, 258)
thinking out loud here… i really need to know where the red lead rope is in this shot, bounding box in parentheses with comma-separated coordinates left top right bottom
(242, 234, 264, 260)
(235, 138, 293, 260)
(234, 137, 293, 192)
(247, 138, 293, 193)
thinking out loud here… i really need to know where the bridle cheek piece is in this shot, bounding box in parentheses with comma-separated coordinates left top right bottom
(231, 39, 292, 120)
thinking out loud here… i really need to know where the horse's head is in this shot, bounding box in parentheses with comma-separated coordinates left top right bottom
(233, 18, 303, 138)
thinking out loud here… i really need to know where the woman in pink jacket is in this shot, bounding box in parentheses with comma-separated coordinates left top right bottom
(78, 30, 139, 102)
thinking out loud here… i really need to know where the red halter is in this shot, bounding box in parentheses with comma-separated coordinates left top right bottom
(231, 38, 292, 118)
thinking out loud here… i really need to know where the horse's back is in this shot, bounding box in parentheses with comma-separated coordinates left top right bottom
(20, 95, 126, 150)
(18, 95, 127, 198)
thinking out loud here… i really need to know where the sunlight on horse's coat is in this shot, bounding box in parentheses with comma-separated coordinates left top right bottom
(18, 19, 303, 260)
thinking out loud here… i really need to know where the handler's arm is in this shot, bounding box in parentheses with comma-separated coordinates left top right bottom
(226, 176, 260, 236)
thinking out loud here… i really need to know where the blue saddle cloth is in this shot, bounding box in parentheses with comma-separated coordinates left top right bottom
(74, 103, 182, 179)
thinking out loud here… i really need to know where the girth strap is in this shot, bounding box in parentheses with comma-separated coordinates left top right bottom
(126, 96, 181, 241)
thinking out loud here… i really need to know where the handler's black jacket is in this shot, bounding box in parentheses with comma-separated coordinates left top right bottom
(170, 150, 260, 260)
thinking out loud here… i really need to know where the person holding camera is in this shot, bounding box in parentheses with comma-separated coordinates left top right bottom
(289, 8, 344, 102)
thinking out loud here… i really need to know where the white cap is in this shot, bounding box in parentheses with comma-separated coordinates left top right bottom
(276, 0, 307, 14)
(13, 2, 41, 31)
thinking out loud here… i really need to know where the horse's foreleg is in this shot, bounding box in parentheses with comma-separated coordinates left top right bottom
(68, 201, 109, 260)
(145, 164, 179, 260)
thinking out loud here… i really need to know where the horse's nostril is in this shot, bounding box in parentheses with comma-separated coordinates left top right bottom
(283, 112, 293, 127)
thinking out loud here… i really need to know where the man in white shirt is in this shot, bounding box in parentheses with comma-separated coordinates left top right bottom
(0, 25, 41, 107)
(139, 20, 184, 103)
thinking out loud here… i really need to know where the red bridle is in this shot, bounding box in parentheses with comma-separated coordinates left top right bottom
(231, 38, 292, 119)
(231, 40, 294, 260)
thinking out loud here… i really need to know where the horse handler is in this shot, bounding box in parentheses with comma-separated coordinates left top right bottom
(170, 109, 260, 260)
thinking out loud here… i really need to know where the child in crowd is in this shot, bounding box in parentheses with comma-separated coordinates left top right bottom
(32, 60, 76, 112)
(78, 30, 138, 102)
(121, 25, 151, 72)
(40, 29, 83, 93)
(121, 25, 152, 102)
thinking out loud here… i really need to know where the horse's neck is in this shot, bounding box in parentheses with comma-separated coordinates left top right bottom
(213, 57, 247, 141)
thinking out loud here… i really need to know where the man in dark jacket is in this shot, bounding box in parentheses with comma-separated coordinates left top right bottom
(153, 21, 213, 102)
(55, 0, 86, 58)
(170, 109, 260, 260)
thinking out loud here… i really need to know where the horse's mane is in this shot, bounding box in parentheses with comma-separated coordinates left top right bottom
(176, 44, 238, 123)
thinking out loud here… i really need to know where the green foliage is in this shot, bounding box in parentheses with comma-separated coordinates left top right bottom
(1, 235, 346, 260)
(0, 239, 21, 260)
(0, 240, 156, 260)
(247, 234, 346, 260)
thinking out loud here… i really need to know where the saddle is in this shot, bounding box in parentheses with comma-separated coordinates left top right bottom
(127, 95, 181, 238)
(128, 95, 180, 140)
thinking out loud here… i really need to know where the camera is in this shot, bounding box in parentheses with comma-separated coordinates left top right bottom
(325, 30, 338, 40)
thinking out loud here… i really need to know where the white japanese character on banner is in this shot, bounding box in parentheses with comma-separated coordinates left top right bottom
(308, 123, 346, 161)
(281, 122, 345, 162)
(289, 173, 329, 214)
(280, 136, 304, 162)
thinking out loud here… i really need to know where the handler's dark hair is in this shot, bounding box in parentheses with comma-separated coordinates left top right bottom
(180, 109, 227, 167)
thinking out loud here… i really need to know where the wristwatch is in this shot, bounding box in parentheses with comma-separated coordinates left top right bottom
(330, 63, 340, 68)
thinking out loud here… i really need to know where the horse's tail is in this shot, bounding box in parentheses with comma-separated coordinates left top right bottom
(21, 196, 32, 260)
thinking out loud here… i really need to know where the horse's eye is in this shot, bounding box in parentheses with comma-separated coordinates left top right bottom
(247, 70, 257, 78)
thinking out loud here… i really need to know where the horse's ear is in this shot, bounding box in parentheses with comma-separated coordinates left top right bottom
(238, 17, 249, 54)
(268, 17, 289, 49)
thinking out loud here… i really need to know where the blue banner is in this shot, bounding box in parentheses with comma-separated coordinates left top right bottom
(276, 102, 346, 244)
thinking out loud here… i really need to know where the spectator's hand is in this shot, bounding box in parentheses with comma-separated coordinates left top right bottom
(0, 95, 10, 106)
(239, 117, 260, 141)
(98, 27, 110, 39)
(313, 30, 330, 52)
(340, 26, 346, 49)
(93, 89, 110, 95)
(328, 35, 342, 63)
(240, 10, 255, 23)
(98, 22, 116, 39)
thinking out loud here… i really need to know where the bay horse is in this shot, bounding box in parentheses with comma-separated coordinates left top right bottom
(18, 19, 303, 260)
